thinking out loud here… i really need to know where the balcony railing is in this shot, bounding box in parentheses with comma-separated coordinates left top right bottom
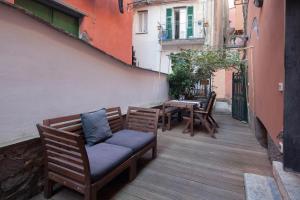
(159, 21, 206, 45)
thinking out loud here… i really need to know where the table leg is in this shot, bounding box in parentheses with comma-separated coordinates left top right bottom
(190, 106, 194, 136)
(162, 104, 166, 132)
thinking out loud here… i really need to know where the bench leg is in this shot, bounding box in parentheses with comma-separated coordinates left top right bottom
(129, 161, 137, 181)
(152, 141, 157, 159)
(167, 114, 171, 130)
(85, 187, 97, 200)
(44, 178, 54, 199)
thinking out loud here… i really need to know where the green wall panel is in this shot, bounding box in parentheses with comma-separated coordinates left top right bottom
(15, 0, 79, 37)
(53, 10, 78, 37)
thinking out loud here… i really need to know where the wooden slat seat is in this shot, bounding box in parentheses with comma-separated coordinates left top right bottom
(37, 106, 159, 200)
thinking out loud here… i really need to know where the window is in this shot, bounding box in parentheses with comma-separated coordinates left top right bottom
(165, 6, 194, 40)
(138, 11, 148, 33)
(15, 0, 79, 37)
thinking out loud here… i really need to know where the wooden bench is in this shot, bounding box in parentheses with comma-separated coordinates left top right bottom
(159, 107, 179, 130)
(37, 106, 159, 200)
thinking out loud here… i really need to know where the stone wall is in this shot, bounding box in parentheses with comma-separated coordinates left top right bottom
(249, 109, 283, 163)
(0, 139, 43, 200)
(267, 135, 283, 162)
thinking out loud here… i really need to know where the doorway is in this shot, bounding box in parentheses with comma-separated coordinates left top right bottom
(284, 0, 300, 173)
(174, 8, 187, 39)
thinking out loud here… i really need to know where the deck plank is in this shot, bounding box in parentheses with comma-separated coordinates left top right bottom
(31, 114, 272, 200)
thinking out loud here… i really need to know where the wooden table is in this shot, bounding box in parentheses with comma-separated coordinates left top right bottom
(162, 100, 199, 136)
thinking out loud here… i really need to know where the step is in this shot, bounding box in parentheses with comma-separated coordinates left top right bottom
(244, 173, 282, 200)
(273, 161, 300, 200)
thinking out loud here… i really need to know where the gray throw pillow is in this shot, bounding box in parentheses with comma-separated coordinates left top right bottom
(81, 108, 112, 146)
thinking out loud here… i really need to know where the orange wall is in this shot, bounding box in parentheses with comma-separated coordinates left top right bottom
(247, 0, 285, 143)
(59, 0, 133, 64)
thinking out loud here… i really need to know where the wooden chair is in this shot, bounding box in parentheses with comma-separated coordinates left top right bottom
(194, 91, 218, 137)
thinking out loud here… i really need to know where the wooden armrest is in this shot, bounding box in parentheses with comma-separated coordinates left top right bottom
(194, 110, 208, 114)
(37, 124, 82, 140)
(126, 106, 160, 134)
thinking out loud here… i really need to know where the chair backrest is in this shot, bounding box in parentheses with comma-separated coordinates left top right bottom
(36, 124, 91, 185)
(43, 107, 123, 135)
(206, 92, 217, 114)
(125, 106, 160, 135)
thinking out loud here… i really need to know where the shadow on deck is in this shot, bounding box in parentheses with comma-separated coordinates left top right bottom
(32, 114, 271, 200)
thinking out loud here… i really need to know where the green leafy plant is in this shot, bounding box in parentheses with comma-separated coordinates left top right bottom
(168, 47, 244, 99)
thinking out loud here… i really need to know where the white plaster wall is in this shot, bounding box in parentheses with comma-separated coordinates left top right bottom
(132, 0, 207, 74)
(0, 4, 169, 147)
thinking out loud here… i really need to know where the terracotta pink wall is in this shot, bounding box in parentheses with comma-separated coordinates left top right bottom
(229, 7, 236, 28)
(247, 0, 285, 143)
(213, 70, 226, 99)
(10, 0, 133, 64)
(63, 0, 133, 65)
(0, 4, 168, 147)
(225, 70, 233, 100)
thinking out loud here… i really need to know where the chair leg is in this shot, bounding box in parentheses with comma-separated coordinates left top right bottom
(199, 115, 216, 138)
(129, 161, 137, 181)
(85, 187, 97, 200)
(44, 178, 54, 199)
(207, 117, 218, 133)
(209, 115, 219, 128)
(183, 119, 191, 133)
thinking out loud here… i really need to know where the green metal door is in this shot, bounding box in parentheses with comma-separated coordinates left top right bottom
(232, 72, 248, 122)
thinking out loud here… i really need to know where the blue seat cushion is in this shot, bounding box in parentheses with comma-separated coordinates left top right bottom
(105, 129, 155, 152)
(85, 143, 133, 182)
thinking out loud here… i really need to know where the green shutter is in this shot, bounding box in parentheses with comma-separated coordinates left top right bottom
(52, 10, 79, 37)
(187, 6, 194, 38)
(15, 0, 79, 37)
(15, 0, 52, 23)
(166, 8, 172, 40)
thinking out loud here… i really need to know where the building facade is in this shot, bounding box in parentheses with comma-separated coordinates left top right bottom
(132, 0, 206, 74)
(132, 0, 231, 101)
(6, 0, 133, 64)
(246, 0, 285, 160)
(132, 0, 228, 75)
(0, 2, 169, 198)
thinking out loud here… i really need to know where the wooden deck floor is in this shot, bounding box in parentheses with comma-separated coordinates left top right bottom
(32, 114, 272, 200)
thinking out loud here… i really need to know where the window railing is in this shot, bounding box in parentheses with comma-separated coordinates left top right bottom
(159, 21, 206, 41)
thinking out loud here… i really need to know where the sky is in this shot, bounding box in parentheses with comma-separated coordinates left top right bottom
(228, 0, 235, 8)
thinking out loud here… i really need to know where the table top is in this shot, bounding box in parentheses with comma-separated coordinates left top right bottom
(164, 100, 200, 108)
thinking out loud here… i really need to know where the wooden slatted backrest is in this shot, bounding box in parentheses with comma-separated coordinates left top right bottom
(125, 106, 160, 135)
(106, 107, 123, 133)
(37, 107, 123, 187)
(36, 124, 91, 185)
(43, 107, 123, 135)
(206, 92, 217, 114)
